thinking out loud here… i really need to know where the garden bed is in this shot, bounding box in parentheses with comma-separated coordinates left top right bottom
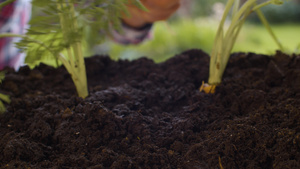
(0, 49, 299, 168)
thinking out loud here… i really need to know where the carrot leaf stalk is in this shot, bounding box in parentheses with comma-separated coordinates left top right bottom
(201, 0, 284, 94)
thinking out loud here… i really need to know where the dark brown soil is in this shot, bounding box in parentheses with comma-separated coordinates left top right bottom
(0, 49, 300, 169)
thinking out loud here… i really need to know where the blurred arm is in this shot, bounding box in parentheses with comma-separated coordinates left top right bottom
(122, 0, 181, 28)
(111, 0, 180, 45)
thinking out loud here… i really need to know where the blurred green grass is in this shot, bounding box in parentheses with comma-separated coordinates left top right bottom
(106, 18, 217, 63)
(233, 23, 300, 54)
(102, 19, 300, 63)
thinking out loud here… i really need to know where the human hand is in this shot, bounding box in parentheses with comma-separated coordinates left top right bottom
(122, 0, 180, 28)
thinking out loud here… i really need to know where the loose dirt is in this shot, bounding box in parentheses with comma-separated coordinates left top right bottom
(0, 50, 299, 168)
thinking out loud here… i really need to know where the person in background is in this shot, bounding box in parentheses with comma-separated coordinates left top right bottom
(0, 0, 180, 70)
(0, 0, 31, 70)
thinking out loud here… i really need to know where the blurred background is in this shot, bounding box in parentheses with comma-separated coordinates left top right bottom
(91, 0, 300, 63)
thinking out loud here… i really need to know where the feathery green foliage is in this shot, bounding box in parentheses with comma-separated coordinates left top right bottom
(18, 0, 135, 65)
(14, 0, 144, 98)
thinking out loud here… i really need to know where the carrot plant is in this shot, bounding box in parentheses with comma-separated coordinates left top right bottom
(0, 71, 10, 113)
(1, 0, 144, 98)
(200, 0, 284, 93)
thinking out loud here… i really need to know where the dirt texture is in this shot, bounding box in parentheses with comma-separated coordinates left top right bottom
(0, 49, 300, 169)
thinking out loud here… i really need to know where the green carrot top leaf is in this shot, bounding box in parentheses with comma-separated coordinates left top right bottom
(17, 0, 142, 66)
